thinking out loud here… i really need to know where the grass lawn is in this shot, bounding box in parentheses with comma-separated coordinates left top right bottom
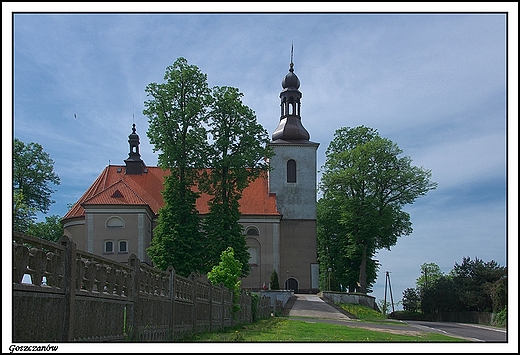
(182, 317, 467, 342)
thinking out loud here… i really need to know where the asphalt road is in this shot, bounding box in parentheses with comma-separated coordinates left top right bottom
(285, 294, 508, 343)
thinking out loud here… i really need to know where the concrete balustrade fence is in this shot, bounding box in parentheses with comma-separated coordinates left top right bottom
(12, 232, 271, 342)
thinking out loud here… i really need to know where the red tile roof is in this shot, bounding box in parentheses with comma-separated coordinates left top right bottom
(62, 165, 280, 221)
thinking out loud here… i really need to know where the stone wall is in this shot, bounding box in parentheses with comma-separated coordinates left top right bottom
(319, 291, 379, 311)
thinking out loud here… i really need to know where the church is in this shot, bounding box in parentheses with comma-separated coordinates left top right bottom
(61, 61, 320, 293)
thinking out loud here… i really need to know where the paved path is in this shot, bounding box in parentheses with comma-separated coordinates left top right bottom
(286, 294, 352, 320)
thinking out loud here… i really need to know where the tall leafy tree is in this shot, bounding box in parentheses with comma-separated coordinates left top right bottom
(143, 57, 211, 276)
(13, 138, 60, 232)
(317, 196, 376, 292)
(318, 126, 437, 294)
(200, 86, 273, 276)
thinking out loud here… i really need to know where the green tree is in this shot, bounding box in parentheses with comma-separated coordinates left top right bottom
(207, 247, 243, 315)
(449, 256, 507, 312)
(317, 196, 377, 292)
(13, 138, 60, 232)
(421, 275, 460, 314)
(401, 287, 420, 313)
(318, 126, 437, 294)
(201, 86, 273, 276)
(26, 215, 64, 242)
(144, 57, 211, 275)
(416, 262, 444, 290)
(13, 190, 36, 233)
(270, 269, 280, 290)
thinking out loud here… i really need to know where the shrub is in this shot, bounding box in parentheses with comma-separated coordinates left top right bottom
(270, 269, 280, 290)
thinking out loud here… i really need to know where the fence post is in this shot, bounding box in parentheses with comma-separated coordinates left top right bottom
(190, 272, 197, 333)
(208, 280, 213, 332)
(168, 266, 175, 340)
(128, 254, 140, 340)
(220, 283, 225, 329)
(59, 235, 76, 341)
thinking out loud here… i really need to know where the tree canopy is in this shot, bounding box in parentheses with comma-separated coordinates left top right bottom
(144, 57, 210, 275)
(26, 215, 64, 242)
(401, 257, 507, 314)
(416, 262, 444, 290)
(144, 58, 271, 277)
(317, 126, 437, 294)
(13, 138, 60, 233)
(201, 86, 272, 276)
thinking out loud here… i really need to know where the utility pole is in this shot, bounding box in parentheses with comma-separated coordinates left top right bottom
(384, 271, 395, 314)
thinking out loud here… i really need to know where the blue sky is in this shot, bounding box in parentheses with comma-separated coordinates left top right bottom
(4, 3, 518, 351)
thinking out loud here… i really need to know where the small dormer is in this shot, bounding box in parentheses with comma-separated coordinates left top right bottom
(124, 123, 146, 175)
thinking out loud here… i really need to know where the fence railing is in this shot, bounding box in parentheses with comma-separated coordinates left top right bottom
(12, 232, 271, 342)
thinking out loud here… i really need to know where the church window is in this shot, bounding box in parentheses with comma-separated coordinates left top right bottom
(287, 159, 296, 183)
(106, 216, 125, 228)
(104, 240, 114, 253)
(246, 227, 259, 236)
(118, 240, 128, 253)
(248, 247, 258, 265)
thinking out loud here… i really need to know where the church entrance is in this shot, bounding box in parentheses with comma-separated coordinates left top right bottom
(286, 278, 299, 293)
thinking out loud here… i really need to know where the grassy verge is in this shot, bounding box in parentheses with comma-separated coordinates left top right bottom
(182, 316, 467, 342)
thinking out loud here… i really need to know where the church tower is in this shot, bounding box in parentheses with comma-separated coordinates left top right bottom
(124, 123, 146, 175)
(268, 56, 320, 293)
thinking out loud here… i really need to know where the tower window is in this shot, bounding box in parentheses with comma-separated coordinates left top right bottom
(287, 159, 296, 183)
(104, 240, 114, 253)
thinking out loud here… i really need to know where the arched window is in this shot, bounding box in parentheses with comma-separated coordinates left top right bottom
(287, 159, 296, 183)
(246, 227, 259, 236)
(106, 216, 124, 228)
(248, 247, 258, 265)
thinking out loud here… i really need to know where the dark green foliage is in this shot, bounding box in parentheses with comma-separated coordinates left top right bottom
(26, 215, 64, 242)
(144, 58, 210, 275)
(270, 269, 280, 290)
(420, 276, 460, 314)
(318, 126, 437, 294)
(449, 256, 507, 312)
(13, 138, 60, 232)
(202, 200, 249, 275)
(414, 257, 507, 315)
(147, 176, 206, 275)
(200, 86, 272, 276)
(144, 59, 271, 277)
(401, 288, 420, 313)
